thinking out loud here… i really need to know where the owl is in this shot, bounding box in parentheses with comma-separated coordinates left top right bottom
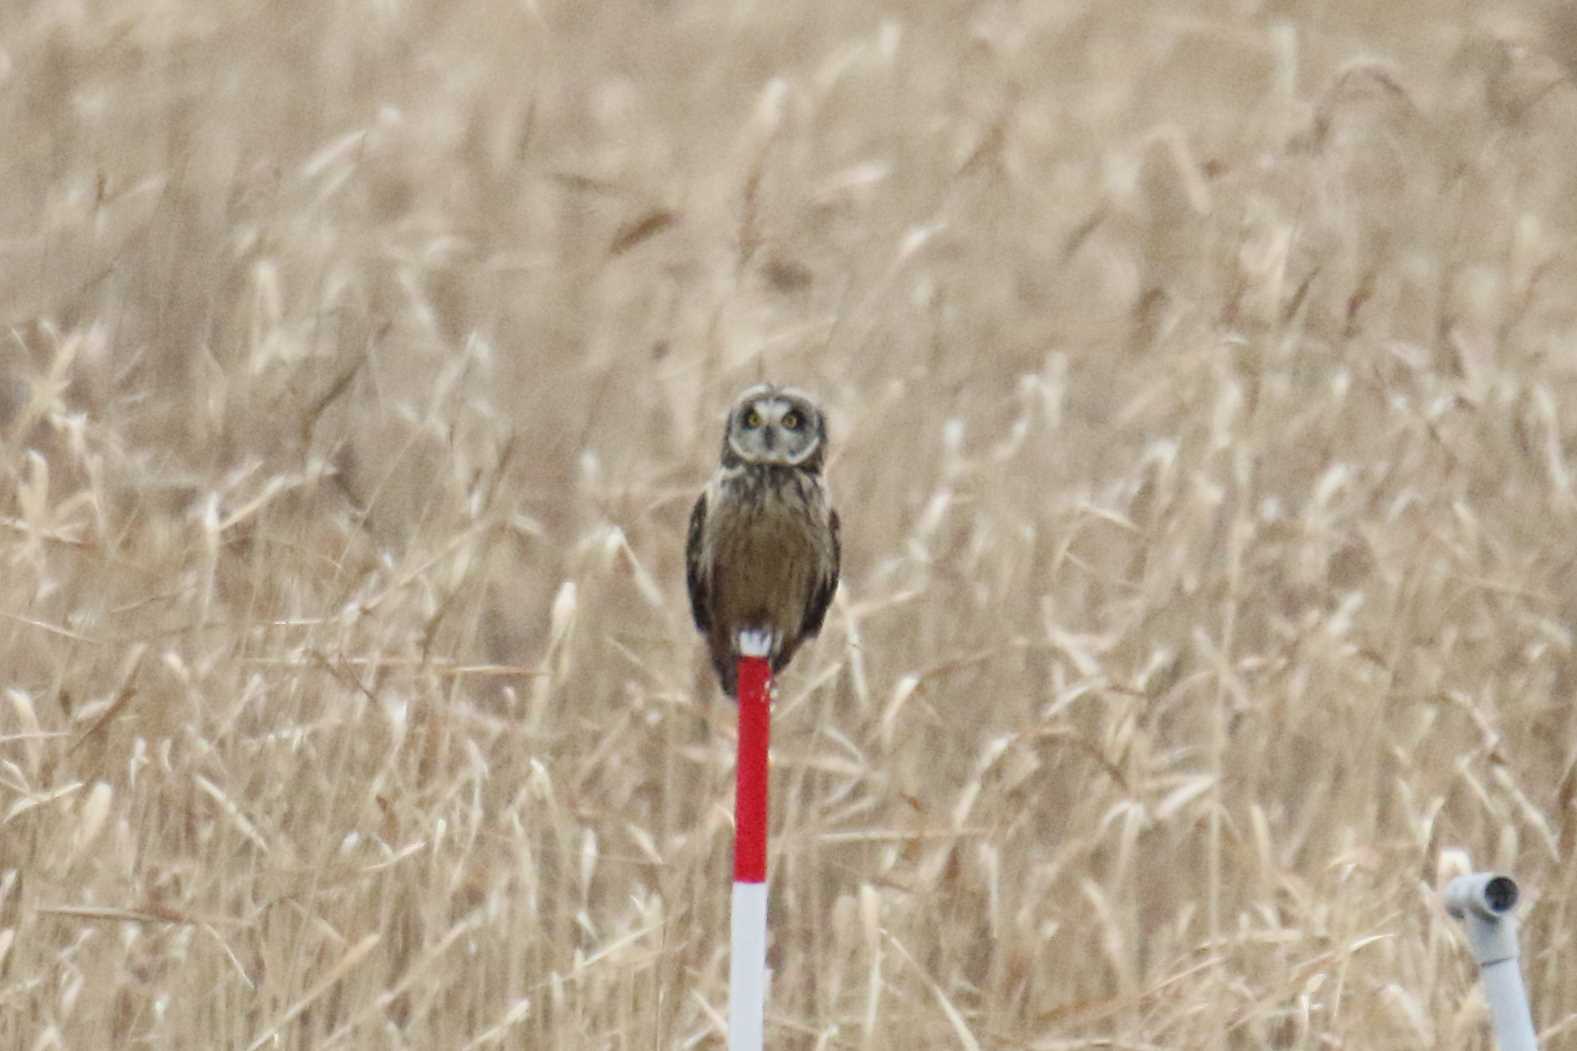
(685, 384, 842, 697)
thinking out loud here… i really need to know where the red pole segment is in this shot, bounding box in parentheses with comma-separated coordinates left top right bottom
(734, 655, 772, 883)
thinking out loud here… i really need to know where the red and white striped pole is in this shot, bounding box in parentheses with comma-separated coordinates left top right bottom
(730, 634, 773, 1051)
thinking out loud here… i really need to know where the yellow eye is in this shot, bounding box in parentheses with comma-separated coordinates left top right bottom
(782, 412, 800, 430)
(745, 410, 763, 428)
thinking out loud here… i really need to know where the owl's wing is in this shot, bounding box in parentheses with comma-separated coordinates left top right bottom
(685, 491, 711, 632)
(801, 507, 840, 639)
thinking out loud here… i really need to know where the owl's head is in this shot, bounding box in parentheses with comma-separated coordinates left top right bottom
(720, 384, 827, 471)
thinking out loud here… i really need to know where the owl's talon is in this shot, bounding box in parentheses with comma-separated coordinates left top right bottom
(737, 629, 775, 659)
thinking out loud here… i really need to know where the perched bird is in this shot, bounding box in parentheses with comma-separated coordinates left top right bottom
(686, 384, 841, 697)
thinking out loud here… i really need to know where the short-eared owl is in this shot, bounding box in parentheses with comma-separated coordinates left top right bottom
(686, 384, 841, 697)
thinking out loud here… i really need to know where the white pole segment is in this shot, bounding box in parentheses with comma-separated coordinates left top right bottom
(729, 881, 768, 1051)
(1445, 873, 1538, 1051)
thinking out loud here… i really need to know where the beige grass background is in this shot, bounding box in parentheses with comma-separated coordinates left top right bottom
(4, 0, 1577, 1047)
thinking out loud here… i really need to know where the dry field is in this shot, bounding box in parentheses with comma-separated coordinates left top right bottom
(5, 0, 1577, 1047)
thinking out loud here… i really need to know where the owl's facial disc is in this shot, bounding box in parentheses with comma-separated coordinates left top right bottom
(728, 394, 820, 465)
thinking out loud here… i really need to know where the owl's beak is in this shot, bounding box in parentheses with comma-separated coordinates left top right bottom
(761, 429, 775, 450)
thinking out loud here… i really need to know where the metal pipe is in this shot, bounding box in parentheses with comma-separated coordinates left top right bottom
(1445, 873, 1538, 1051)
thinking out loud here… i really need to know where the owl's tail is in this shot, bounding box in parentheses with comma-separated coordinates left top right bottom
(713, 650, 739, 699)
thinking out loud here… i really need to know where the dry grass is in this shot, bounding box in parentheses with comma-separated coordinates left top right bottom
(4, 0, 1577, 1047)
